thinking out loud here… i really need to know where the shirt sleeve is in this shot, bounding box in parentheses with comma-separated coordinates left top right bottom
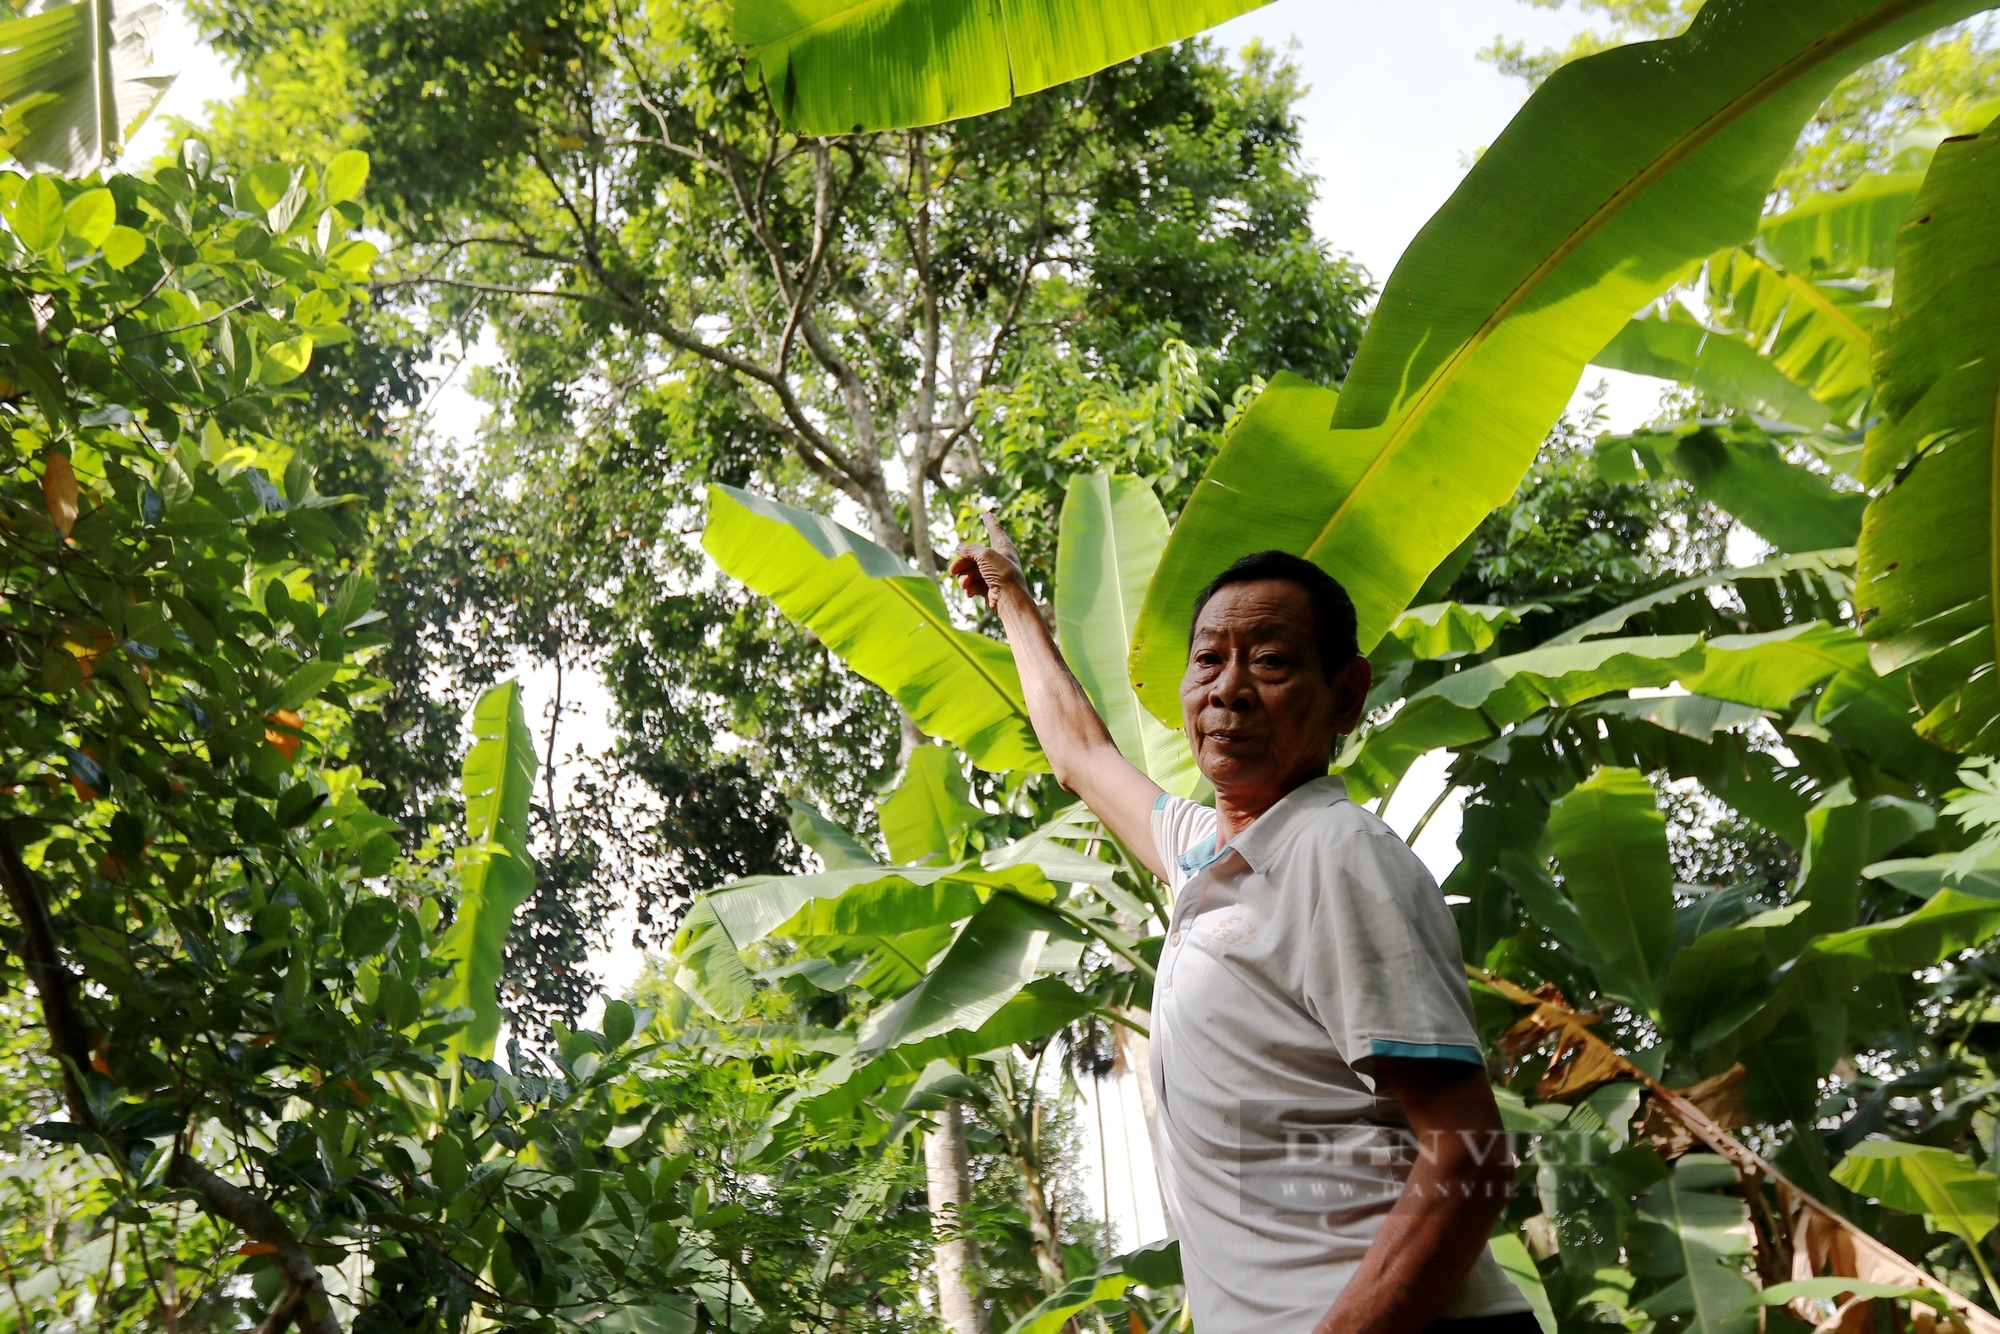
(1300, 829, 1485, 1075)
(1150, 792, 1218, 895)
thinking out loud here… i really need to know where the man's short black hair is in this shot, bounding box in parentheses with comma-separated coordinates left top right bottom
(1190, 551, 1360, 678)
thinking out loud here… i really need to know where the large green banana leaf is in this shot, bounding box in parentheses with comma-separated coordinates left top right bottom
(1628, 1157, 1759, 1334)
(1054, 473, 1200, 795)
(674, 862, 1048, 1016)
(1345, 635, 1706, 800)
(852, 893, 1079, 1059)
(1854, 118, 2000, 756)
(1592, 306, 1838, 428)
(1349, 624, 1883, 800)
(1376, 602, 1528, 664)
(1125, 0, 1981, 723)
(788, 799, 879, 870)
(878, 745, 986, 864)
(0, 0, 173, 175)
(1757, 169, 1925, 274)
(1549, 550, 1853, 646)
(704, 485, 1044, 772)
(1832, 1143, 2000, 1243)
(1703, 249, 1880, 424)
(732, 0, 1269, 136)
(1601, 424, 1867, 552)
(1548, 768, 1676, 1019)
(432, 680, 539, 1060)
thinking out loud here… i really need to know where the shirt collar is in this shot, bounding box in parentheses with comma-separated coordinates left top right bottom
(1222, 775, 1350, 874)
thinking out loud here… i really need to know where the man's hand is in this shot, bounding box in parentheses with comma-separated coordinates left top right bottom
(949, 512, 1027, 613)
(945, 511, 1167, 879)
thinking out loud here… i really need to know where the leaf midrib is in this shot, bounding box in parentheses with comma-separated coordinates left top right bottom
(1309, 0, 1934, 578)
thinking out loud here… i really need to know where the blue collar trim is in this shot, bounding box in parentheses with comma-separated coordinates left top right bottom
(1176, 833, 1226, 879)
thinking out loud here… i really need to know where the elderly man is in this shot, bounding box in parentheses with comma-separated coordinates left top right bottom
(951, 522, 1534, 1334)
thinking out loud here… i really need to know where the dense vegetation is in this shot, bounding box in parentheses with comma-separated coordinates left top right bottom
(3, 0, 2000, 1331)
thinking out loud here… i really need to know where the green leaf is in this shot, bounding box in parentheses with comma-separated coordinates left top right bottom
(1592, 306, 1837, 429)
(99, 222, 143, 268)
(1854, 117, 2000, 755)
(274, 658, 340, 711)
(1488, 1232, 1557, 1334)
(878, 746, 984, 865)
(1806, 886, 2000, 978)
(1612, 425, 1867, 552)
(786, 799, 877, 871)
(259, 335, 314, 385)
(340, 895, 400, 957)
(1757, 169, 1925, 274)
(1705, 248, 1879, 424)
(432, 680, 539, 1059)
(1054, 472, 1198, 794)
(1343, 635, 1704, 800)
(1627, 1155, 1758, 1334)
(853, 893, 1075, 1059)
(1127, 0, 1978, 720)
(1832, 1142, 2000, 1243)
(7, 173, 62, 249)
(60, 186, 112, 246)
(1375, 602, 1528, 664)
(703, 485, 1043, 772)
(1548, 768, 1676, 1019)
(1002, 1272, 1132, 1334)
(0, 1, 173, 175)
(323, 148, 370, 203)
(733, 0, 1271, 136)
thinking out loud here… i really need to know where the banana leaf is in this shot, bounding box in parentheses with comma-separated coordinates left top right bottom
(1548, 768, 1677, 1019)
(0, 0, 174, 175)
(1832, 1143, 2000, 1244)
(1627, 1156, 1759, 1334)
(853, 893, 1079, 1058)
(1592, 305, 1838, 428)
(703, 485, 1044, 772)
(1344, 635, 1706, 800)
(732, 0, 1270, 136)
(1125, 0, 1980, 723)
(1704, 248, 1880, 422)
(432, 680, 539, 1060)
(1854, 117, 2000, 756)
(1055, 473, 1200, 795)
(1376, 602, 1530, 664)
(1604, 424, 1868, 552)
(1757, 169, 1925, 275)
(878, 745, 986, 864)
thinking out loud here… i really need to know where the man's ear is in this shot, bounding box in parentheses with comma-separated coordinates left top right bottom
(1328, 655, 1373, 735)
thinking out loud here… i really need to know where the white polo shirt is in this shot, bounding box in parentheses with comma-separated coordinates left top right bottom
(1149, 777, 1529, 1333)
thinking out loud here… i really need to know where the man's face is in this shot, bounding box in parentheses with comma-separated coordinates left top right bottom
(1179, 580, 1371, 802)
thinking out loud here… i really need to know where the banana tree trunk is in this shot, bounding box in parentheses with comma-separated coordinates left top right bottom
(925, 1104, 988, 1334)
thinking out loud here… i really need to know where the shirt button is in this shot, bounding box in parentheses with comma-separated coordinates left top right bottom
(1169, 932, 1182, 946)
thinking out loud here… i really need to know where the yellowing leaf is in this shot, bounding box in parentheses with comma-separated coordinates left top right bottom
(41, 452, 77, 536)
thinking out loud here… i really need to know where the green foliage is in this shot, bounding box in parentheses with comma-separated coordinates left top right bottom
(732, 0, 1271, 133)
(0, 0, 174, 175)
(1132, 0, 1967, 721)
(1855, 115, 2000, 756)
(704, 484, 1045, 774)
(431, 681, 538, 1059)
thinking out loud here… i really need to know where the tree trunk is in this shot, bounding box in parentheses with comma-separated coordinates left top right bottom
(925, 1104, 988, 1334)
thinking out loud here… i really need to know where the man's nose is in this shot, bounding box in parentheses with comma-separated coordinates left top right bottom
(1208, 656, 1255, 708)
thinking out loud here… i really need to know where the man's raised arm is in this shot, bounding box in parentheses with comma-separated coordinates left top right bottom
(950, 514, 1170, 880)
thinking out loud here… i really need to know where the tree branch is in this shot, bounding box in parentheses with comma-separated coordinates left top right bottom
(165, 1155, 342, 1334)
